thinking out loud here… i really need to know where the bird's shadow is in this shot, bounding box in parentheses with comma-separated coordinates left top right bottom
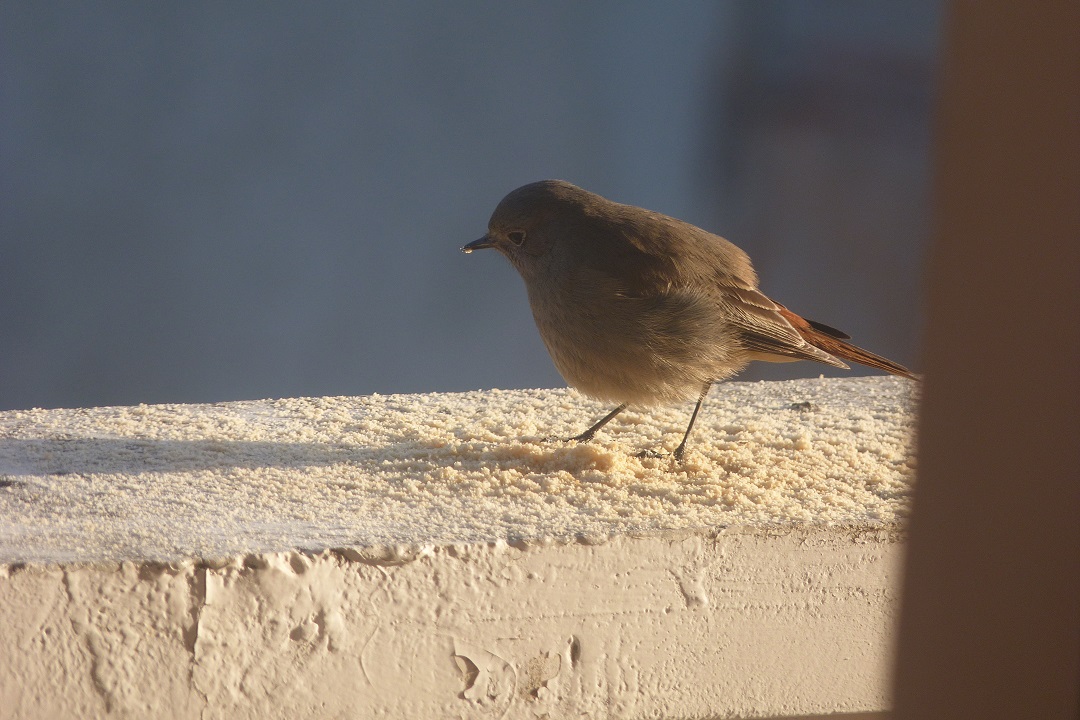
(0, 436, 404, 478)
(0, 434, 584, 480)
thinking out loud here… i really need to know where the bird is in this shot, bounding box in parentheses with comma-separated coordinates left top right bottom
(463, 180, 916, 460)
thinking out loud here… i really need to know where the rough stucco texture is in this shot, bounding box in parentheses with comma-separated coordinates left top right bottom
(0, 377, 915, 718)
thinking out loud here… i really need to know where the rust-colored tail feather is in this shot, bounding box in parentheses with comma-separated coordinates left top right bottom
(779, 308, 918, 380)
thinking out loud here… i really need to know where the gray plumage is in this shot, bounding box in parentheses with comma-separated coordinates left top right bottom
(464, 180, 915, 459)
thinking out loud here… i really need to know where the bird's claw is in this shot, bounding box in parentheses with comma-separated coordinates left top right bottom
(635, 446, 687, 462)
(635, 448, 668, 459)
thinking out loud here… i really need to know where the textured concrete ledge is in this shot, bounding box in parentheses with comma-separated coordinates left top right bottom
(0, 377, 917, 719)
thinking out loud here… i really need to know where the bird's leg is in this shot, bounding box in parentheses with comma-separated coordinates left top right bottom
(568, 404, 627, 443)
(671, 381, 713, 461)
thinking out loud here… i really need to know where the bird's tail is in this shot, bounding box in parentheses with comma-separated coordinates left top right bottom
(779, 308, 919, 380)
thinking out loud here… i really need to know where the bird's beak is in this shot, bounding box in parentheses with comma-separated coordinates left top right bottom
(462, 235, 495, 253)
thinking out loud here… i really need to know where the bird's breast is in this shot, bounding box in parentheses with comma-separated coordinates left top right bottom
(524, 278, 747, 406)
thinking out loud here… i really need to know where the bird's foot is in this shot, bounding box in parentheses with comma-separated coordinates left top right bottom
(544, 432, 594, 445)
(634, 448, 665, 459)
(635, 444, 688, 462)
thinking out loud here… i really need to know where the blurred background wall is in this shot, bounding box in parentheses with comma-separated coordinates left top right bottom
(0, 2, 941, 411)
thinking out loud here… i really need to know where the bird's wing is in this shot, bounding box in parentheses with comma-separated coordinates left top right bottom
(721, 286, 851, 368)
(577, 208, 758, 296)
(573, 208, 848, 369)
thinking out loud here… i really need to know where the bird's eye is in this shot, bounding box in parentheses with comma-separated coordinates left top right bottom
(507, 230, 526, 246)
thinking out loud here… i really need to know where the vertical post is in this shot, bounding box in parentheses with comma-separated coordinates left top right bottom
(894, 3, 1080, 719)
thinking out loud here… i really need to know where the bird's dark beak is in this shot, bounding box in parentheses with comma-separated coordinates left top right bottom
(462, 235, 495, 253)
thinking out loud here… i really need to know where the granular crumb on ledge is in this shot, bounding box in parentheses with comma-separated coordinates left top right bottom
(0, 376, 918, 564)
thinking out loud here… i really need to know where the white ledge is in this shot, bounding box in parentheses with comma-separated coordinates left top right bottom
(0, 377, 917, 719)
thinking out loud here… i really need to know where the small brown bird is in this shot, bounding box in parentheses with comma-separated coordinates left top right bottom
(463, 180, 916, 460)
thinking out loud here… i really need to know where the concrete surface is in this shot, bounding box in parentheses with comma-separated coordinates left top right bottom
(0, 377, 916, 718)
